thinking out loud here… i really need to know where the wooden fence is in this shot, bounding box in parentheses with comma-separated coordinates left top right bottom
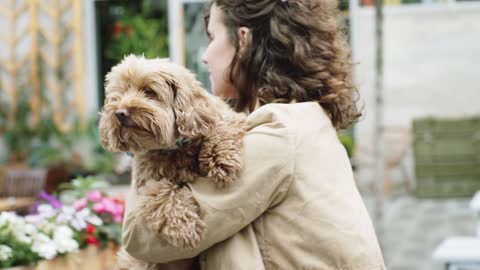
(0, 0, 85, 132)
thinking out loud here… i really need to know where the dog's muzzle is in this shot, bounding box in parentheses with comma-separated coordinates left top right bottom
(115, 109, 131, 126)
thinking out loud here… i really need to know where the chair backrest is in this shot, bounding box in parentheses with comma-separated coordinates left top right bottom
(413, 116, 480, 198)
(0, 168, 47, 197)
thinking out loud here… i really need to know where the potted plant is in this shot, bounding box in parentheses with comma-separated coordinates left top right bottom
(0, 176, 124, 269)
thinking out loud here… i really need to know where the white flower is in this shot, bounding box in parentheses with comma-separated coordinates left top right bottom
(56, 211, 74, 224)
(0, 212, 11, 226)
(53, 226, 78, 254)
(0, 212, 23, 227)
(0, 245, 12, 261)
(77, 208, 103, 226)
(67, 208, 103, 230)
(14, 232, 32, 244)
(0, 213, 31, 244)
(61, 206, 76, 216)
(470, 191, 480, 212)
(70, 217, 87, 231)
(25, 214, 46, 225)
(86, 215, 103, 226)
(55, 225, 74, 238)
(37, 204, 57, 219)
(22, 223, 38, 235)
(39, 221, 56, 235)
(32, 233, 57, 260)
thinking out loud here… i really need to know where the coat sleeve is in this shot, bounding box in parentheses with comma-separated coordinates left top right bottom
(122, 113, 295, 263)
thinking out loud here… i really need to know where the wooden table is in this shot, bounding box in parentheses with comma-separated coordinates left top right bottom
(0, 197, 36, 212)
(432, 236, 480, 270)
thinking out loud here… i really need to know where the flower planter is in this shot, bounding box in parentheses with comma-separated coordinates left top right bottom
(3, 266, 35, 270)
(1, 244, 119, 270)
(38, 244, 119, 270)
(0, 176, 124, 270)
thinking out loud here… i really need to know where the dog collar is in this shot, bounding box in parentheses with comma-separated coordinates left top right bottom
(175, 137, 192, 148)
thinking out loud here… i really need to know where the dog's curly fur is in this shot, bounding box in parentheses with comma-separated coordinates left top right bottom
(99, 55, 247, 269)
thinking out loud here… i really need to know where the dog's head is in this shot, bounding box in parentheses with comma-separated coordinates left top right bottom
(99, 55, 216, 153)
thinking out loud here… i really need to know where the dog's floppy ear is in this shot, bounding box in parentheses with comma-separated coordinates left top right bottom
(98, 110, 125, 152)
(98, 111, 115, 151)
(168, 74, 216, 138)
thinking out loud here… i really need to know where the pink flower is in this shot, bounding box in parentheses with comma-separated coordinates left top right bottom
(113, 204, 124, 216)
(93, 203, 105, 213)
(74, 198, 87, 210)
(102, 198, 116, 214)
(86, 190, 103, 203)
(113, 215, 123, 223)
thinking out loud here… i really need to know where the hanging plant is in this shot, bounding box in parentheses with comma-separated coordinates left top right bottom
(106, 14, 169, 62)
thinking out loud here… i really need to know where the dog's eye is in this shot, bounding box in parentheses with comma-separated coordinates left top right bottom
(106, 96, 118, 103)
(143, 88, 157, 98)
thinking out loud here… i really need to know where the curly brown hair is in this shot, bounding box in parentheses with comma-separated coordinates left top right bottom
(205, 0, 361, 129)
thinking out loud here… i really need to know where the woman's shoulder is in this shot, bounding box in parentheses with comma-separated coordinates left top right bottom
(246, 101, 332, 135)
(242, 104, 294, 161)
(244, 102, 338, 161)
(238, 103, 307, 172)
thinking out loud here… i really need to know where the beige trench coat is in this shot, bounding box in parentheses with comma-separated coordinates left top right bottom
(122, 102, 386, 270)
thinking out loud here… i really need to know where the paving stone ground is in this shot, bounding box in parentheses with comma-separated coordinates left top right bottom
(361, 192, 478, 270)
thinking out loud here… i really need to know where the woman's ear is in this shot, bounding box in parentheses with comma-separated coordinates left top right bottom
(237, 27, 250, 54)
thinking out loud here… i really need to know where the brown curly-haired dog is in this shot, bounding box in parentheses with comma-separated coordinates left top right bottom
(99, 55, 247, 269)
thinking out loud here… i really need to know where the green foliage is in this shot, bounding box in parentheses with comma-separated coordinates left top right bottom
(100, 223, 122, 247)
(106, 14, 169, 62)
(27, 146, 68, 168)
(58, 175, 110, 200)
(1, 102, 115, 175)
(338, 130, 355, 158)
(0, 86, 7, 131)
(81, 117, 115, 175)
(2, 90, 35, 162)
(25, 116, 70, 168)
(72, 230, 84, 249)
(0, 225, 42, 268)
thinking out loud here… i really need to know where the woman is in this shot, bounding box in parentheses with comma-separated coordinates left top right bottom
(122, 0, 386, 269)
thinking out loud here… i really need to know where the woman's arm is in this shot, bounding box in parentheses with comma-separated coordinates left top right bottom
(122, 118, 294, 263)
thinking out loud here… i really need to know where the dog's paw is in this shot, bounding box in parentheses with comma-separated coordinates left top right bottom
(199, 126, 244, 188)
(208, 165, 237, 188)
(138, 181, 175, 235)
(162, 208, 207, 249)
(139, 181, 207, 249)
(202, 147, 242, 188)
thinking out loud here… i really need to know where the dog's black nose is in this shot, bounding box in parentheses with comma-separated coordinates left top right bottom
(115, 109, 130, 124)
